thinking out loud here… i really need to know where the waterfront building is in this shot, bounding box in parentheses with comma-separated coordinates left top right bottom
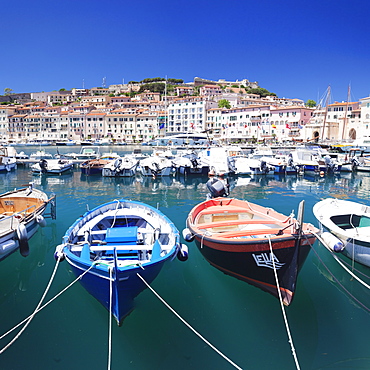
(86, 110, 106, 140)
(2, 77, 370, 145)
(167, 97, 217, 134)
(136, 110, 159, 142)
(323, 101, 360, 141)
(8, 113, 26, 141)
(0, 106, 15, 141)
(105, 109, 137, 143)
(205, 107, 225, 141)
(206, 105, 271, 143)
(359, 97, 370, 139)
(269, 106, 314, 141)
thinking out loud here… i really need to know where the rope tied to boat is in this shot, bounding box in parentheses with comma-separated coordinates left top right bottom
(136, 273, 242, 370)
(267, 236, 301, 370)
(107, 266, 114, 370)
(0, 255, 62, 354)
(309, 231, 370, 300)
(0, 259, 98, 349)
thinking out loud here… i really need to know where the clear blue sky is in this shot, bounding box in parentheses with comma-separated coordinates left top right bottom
(1, 0, 369, 104)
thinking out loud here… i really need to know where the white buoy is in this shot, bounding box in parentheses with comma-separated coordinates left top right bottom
(36, 215, 47, 227)
(182, 228, 194, 242)
(177, 243, 189, 261)
(321, 232, 345, 252)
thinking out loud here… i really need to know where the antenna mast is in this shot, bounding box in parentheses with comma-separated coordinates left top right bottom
(321, 85, 331, 141)
(341, 84, 351, 141)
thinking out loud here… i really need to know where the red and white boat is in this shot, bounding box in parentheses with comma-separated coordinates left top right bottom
(183, 189, 318, 305)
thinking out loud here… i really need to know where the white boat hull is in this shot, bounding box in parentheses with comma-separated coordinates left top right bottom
(313, 198, 370, 267)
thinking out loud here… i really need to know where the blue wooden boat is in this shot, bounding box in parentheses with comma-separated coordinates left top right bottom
(55, 199, 188, 325)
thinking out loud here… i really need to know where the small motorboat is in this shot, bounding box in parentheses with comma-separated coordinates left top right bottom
(0, 146, 17, 172)
(29, 150, 53, 160)
(102, 156, 138, 177)
(137, 155, 174, 177)
(290, 148, 320, 174)
(313, 198, 370, 267)
(0, 185, 56, 260)
(172, 151, 210, 176)
(80, 158, 111, 176)
(31, 158, 74, 175)
(54, 199, 188, 325)
(64, 146, 100, 160)
(183, 178, 318, 305)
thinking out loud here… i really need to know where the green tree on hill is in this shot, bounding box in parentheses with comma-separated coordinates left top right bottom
(306, 99, 316, 108)
(138, 82, 166, 94)
(246, 87, 276, 97)
(218, 99, 231, 109)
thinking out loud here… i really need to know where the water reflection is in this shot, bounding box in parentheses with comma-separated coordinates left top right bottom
(312, 242, 370, 314)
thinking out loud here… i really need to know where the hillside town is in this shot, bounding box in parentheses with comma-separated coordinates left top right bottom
(0, 77, 369, 145)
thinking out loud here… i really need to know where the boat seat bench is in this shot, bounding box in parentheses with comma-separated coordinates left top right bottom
(215, 228, 287, 238)
(197, 219, 282, 229)
(70, 244, 156, 252)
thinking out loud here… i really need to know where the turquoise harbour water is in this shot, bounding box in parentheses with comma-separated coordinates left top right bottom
(1, 145, 370, 370)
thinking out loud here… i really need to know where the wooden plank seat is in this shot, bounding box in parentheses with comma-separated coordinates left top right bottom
(197, 219, 282, 229)
(198, 206, 251, 216)
(214, 228, 286, 238)
(70, 243, 154, 252)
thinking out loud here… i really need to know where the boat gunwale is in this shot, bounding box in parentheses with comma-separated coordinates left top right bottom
(314, 198, 370, 243)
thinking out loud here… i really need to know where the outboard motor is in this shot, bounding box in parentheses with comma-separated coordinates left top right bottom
(287, 154, 294, 167)
(150, 161, 160, 177)
(260, 160, 268, 173)
(206, 177, 230, 199)
(190, 158, 199, 168)
(227, 156, 237, 173)
(351, 156, 360, 171)
(39, 159, 48, 173)
(114, 158, 122, 172)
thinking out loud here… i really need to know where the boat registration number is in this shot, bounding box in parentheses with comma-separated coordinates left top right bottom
(4, 201, 14, 206)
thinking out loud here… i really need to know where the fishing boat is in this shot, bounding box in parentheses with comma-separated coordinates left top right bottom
(313, 198, 370, 267)
(54, 199, 188, 325)
(0, 185, 56, 260)
(183, 179, 318, 305)
(31, 158, 74, 175)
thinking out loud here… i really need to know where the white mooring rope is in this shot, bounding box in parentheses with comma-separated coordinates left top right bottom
(312, 231, 370, 290)
(267, 236, 300, 370)
(0, 256, 62, 354)
(107, 267, 113, 370)
(0, 259, 97, 345)
(136, 273, 242, 370)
